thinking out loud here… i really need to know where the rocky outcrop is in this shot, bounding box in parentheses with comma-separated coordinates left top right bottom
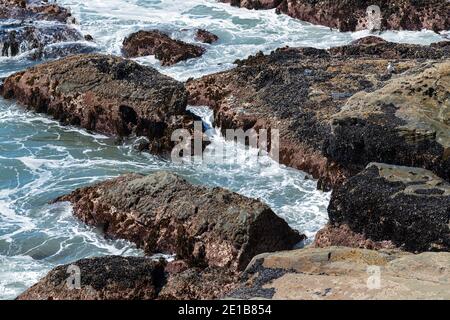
(122, 30, 205, 66)
(186, 38, 449, 189)
(0, 0, 75, 23)
(221, 0, 450, 32)
(322, 163, 450, 252)
(56, 171, 304, 271)
(325, 60, 450, 182)
(17, 256, 166, 300)
(1, 54, 197, 155)
(195, 29, 218, 44)
(229, 247, 450, 300)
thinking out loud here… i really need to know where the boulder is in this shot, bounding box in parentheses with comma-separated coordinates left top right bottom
(229, 247, 450, 300)
(195, 29, 218, 44)
(326, 163, 450, 252)
(221, 0, 450, 32)
(1, 54, 196, 155)
(186, 38, 449, 190)
(0, 0, 75, 23)
(17, 256, 166, 300)
(122, 30, 205, 66)
(56, 171, 304, 272)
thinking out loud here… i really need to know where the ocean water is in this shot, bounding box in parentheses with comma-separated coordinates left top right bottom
(0, 0, 446, 300)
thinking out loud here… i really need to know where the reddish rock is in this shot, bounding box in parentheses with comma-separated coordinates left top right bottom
(56, 171, 304, 272)
(0, 54, 196, 155)
(0, 0, 75, 23)
(195, 29, 219, 44)
(186, 38, 449, 190)
(222, 0, 450, 32)
(122, 30, 205, 66)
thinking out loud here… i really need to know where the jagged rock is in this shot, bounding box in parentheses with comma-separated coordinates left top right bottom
(229, 247, 450, 300)
(1, 54, 196, 155)
(325, 163, 450, 252)
(56, 171, 304, 272)
(222, 0, 450, 32)
(122, 30, 205, 66)
(195, 29, 219, 44)
(325, 60, 450, 181)
(0, 0, 75, 23)
(186, 38, 449, 189)
(17, 256, 166, 300)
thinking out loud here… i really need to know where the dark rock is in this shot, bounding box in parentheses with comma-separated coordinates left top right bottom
(328, 163, 450, 252)
(122, 30, 205, 66)
(84, 34, 94, 42)
(222, 0, 450, 32)
(195, 29, 218, 44)
(17, 256, 166, 300)
(0, 54, 196, 155)
(0, 0, 74, 23)
(56, 171, 304, 272)
(186, 38, 449, 189)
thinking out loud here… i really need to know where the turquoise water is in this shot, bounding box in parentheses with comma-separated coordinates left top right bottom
(0, 0, 446, 299)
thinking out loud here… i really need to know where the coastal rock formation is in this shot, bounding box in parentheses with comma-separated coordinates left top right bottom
(229, 247, 450, 300)
(221, 0, 450, 32)
(195, 29, 219, 44)
(0, 0, 75, 23)
(122, 30, 205, 66)
(17, 256, 166, 300)
(56, 171, 304, 271)
(325, 60, 450, 182)
(1, 54, 196, 155)
(186, 38, 449, 189)
(324, 163, 450, 252)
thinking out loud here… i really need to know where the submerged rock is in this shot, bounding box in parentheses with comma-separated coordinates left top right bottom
(17, 256, 166, 300)
(326, 163, 450, 252)
(222, 0, 450, 32)
(56, 171, 304, 272)
(186, 38, 449, 189)
(1, 54, 195, 155)
(229, 246, 450, 300)
(122, 30, 205, 66)
(195, 29, 219, 44)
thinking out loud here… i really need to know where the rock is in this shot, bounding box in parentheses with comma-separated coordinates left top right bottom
(325, 60, 450, 182)
(326, 163, 450, 252)
(195, 29, 218, 44)
(84, 34, 94, 42)
(17, 256, 166, 300)
(1, 54, 196, 155)
(229, 247, 450, 300)
(186, 38, 449, 190)
(56, 171, 304, 272)
(0, 0, 74, 23)
(33, 41, 98, 60)
(122, 30, 205, 66)
(222, 0, 450, 32)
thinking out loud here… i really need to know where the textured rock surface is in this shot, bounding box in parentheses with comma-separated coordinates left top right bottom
(229, 247, 450, 300)
(0, 0, 75, 23)
(325, 60, 450, 182)
(17, 256, 166, 300)
(222, 0, 450, 32)
(195, 29, 219, 44)
(187, 38, 449, 189)
(57, 171, 304, 271)
(326, 163, 450, 252)
(122, 30, 205, 66)
(1, 54, 195, 155)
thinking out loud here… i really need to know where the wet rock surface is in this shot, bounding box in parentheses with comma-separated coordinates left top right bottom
(0, 0, 75, 23)
(195, 29, 218, 44)
(17, 256, 166, 300)
(56, 171, 304, 272)
(325, 163, 450, 252)
(187, 38, 449, 189)
(122, 30, 205, 66)
(229, 247, 450, 300)
(1, 54, 195, 155)
(222, 0, 450, 32)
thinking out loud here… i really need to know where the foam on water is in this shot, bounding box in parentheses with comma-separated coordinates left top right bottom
(0, 0, 447, 300)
